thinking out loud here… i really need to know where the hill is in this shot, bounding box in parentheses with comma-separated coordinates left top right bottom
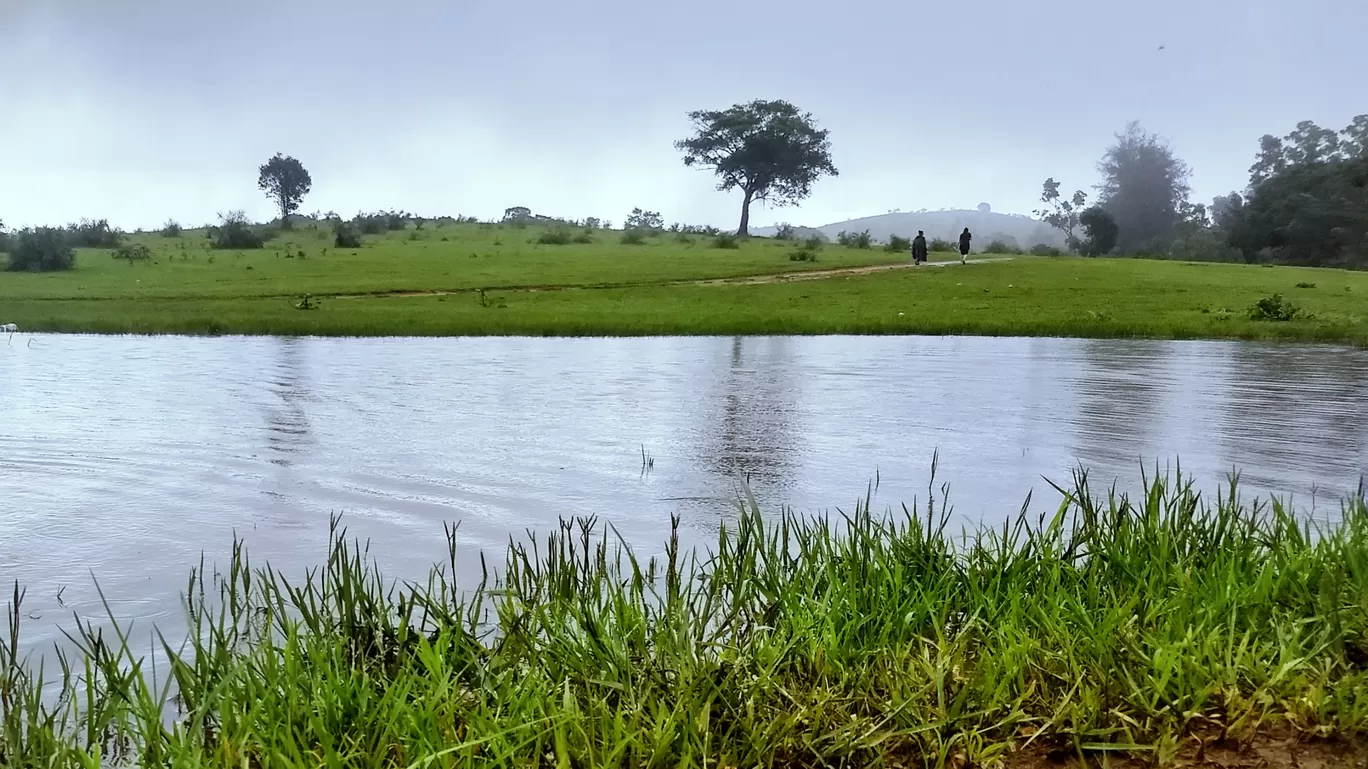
(755, 209, 1067, 249)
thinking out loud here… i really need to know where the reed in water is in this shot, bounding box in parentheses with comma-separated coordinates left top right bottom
(3, 467, 1367, 767)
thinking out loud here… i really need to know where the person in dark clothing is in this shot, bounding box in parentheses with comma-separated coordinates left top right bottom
(958, 228, 972, 264)
(911, 231, 928, 265)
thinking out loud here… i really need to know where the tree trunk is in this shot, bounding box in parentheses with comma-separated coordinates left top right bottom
(280, 199, 292, 229)
(737, 189, 754, 237)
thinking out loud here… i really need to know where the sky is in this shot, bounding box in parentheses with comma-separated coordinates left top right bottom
(1, 0, 1365, 232)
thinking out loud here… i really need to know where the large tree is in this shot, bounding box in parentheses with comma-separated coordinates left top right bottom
(1220, 116, 1368, 267)
(1095, 122, 1193, 253)
(675, 99, 837, 237)
(257, 153, 313, 228)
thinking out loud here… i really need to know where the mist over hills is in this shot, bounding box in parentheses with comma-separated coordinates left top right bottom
(754, 207, 1067, 249)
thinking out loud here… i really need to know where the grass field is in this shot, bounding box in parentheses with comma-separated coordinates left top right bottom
(3, 470, 1367, 767)
(2, 223, 1366, 343)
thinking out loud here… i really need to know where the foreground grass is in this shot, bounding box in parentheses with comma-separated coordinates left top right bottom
(3, 470, 1368, 767)
(5, 257, 1366, 344)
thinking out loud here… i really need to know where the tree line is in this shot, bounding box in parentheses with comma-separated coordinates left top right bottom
(2, 102, 1363, 271)
(1036, 116, 1368, 268)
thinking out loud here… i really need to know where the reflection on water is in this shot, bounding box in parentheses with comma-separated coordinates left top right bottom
(1, 334, 1366, 648)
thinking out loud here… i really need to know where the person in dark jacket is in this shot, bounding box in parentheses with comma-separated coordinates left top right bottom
(911, 231, 928, 265)
(958, 228, 972, 264)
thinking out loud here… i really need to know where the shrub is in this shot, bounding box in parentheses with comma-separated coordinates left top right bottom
(789, 245, 818, 261)
(537, 229, 574, 245)
(620, 229, 647, 245)
(211, 211, 265, 250)
(885, 235, 911, 253)
(836, 230, 872, 249)
(929, 237, 954, 252)
(1295, 282, 1317, 289)
(1029, 244, 1064, 256)
(713, 232, 741, 249)
(679, 224, 720, 236)
(112, 244, 153, 263)
(573, 232, 595, 244)
(6, 227, 76, 271)
(333, 222, 363, 249)
(803, 235, 824, 251)
(985, 239, 1022, 254)
(66, 218, 123, 248)
(161, 220, 183, 238)
(775, 223, 797, 240)
(1248, 293, 1302, 321)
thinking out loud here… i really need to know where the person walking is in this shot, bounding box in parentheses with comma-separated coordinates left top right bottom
(958, 227, 972, 265)
(911, 231, 929, 265)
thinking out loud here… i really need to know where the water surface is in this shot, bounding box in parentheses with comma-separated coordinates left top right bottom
(2, 334, 1366, 648)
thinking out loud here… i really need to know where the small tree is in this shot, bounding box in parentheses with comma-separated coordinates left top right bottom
(502, 206, 533, 224)
(6, 227, 75, 272)
(1078, 206, 1118, 256)
(675, 99, 838, 236)
(1035, 178, 1088, 252)
(257, 153, 313, 228)
(624, 208, 665, 231)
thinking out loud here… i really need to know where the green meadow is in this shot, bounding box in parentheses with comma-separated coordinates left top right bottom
(0, 223, 1363, 342)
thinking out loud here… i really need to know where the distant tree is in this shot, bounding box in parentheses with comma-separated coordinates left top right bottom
(583, 216, 602, 229)
(1095, 122, 1192, 253)
(6, 227, 75, 272)
(0, 219, 8, 253)
(502, 206, 533, 224)
(675, 99, 838, 236)
(624, 207, 665, 231)
(1034, 178, 1088, 252)
(1078, 206, 1118, 256)
(257, 154, 312, 228)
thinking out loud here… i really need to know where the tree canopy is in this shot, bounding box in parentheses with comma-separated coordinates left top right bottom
(675, 100, 837, 237)
(1095, 122, 1192, 253)
(257, 154, 313, 228)
(1220, 116, 1368, 267)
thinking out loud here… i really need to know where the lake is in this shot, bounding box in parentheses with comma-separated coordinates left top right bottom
(2, 334, 1366, 649)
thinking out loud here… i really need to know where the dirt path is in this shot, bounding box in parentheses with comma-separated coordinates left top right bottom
(331, 257, 1012, 301)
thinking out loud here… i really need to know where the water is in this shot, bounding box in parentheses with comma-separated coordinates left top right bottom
(1, 334, 1366, 650)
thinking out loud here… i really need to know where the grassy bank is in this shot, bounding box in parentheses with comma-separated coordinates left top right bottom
(4, 471, 1368, 767)
(4, 255, 1366, 343)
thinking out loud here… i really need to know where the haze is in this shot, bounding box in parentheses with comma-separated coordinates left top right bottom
(1, 0, 1363, 231)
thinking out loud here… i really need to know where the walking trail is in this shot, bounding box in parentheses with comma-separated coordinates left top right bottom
(332, 257, 1012, 300)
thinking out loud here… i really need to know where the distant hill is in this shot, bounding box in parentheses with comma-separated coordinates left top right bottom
(755, 210, 1067, 250)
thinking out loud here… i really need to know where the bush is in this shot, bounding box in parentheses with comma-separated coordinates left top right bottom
(775, 223, 797, 240)
(537, 229, 574, 245)
(161, 220, 183, 238)
(1248, 293, 1302, 322)
(1029, 244, 1064, 256)
(211, 211, 265, 250)
(6, 227, 76, 272)
(620, 229, 648, 245)
(789, 245, 818, 261)
(836, 230, 872, 249)
(1295, 282, 1317, 289)
(885, 235, 911, 253)
(112, 244, 153, 263)
(333, 222, 363, 249)
(928, 238, 954, 252)
(679, 224, 720, 236)
(573, 232, 595, 244)
(985, 239, 1021, 254)
(713, 232, 740, 249)
(802, 235, 824, 251)
(66, 218, 123, 248)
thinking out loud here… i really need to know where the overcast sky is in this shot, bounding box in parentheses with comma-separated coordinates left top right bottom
(1, 0, 1364, 231)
